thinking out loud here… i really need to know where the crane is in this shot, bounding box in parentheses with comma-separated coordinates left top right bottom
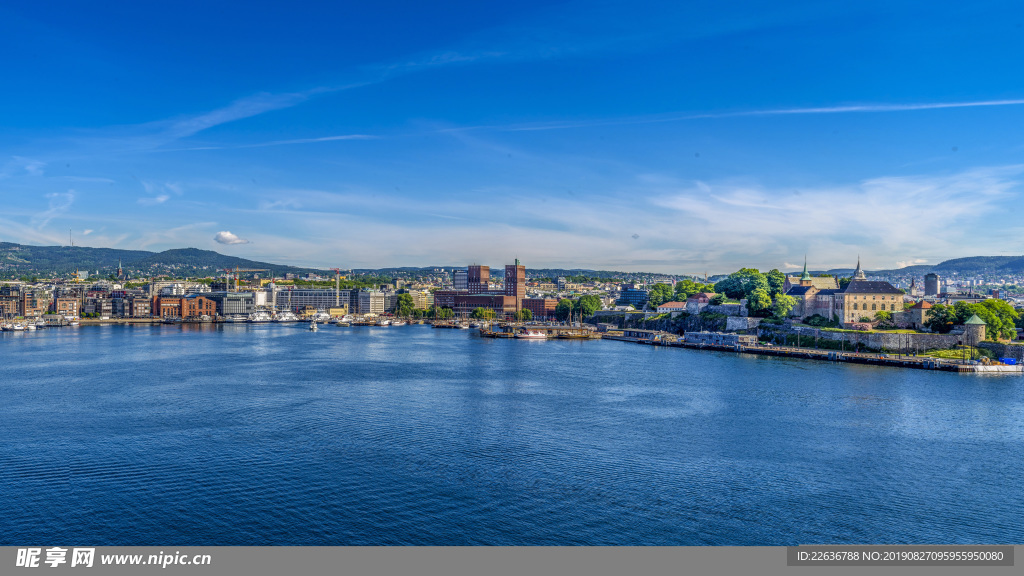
(331, 268, 348, 307)
(226, 267, 270, 292)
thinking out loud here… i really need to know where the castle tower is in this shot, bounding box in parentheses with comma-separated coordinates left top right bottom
(963, 314, 986, 344)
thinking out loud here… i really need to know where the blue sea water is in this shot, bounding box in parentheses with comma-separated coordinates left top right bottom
(1, 324, 1021, 545)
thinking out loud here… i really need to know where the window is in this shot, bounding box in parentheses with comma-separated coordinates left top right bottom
(852, 303, 857, 310)
(872, 303, 876, 310)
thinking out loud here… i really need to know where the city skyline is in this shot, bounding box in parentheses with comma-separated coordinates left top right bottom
(3, 2, 1024, 272)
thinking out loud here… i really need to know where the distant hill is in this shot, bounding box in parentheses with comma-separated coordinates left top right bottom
(0, 242, 323, 278)
(822, 255, 1024, 278)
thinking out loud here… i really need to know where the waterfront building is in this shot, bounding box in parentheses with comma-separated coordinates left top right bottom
(271, 288, 353, 312)
(358, 290, 386, 315)
(522, 297, 558, 320)
(52, 297, 80, 318)
(206, 292, 256, 316)
(408, 289, 434, 310)
(453, 270, 468, 291)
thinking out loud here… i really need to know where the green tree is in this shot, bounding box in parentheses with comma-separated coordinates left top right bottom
(555, 299, 575, 322)
(432, 307, 454, 320)
(838, 277, 852, 289)
(709, 294, 726, 305)
(471, 307, 495, 320)
(715, 268, 769, 300)
(577, 295, 602, 318)
(772, 293, 796, 318)
(395, 293, 415, 317)
(747, 287, 772, 316)
(647, 283, 674, 307)
(766, 269, 786, 297)
(514, 309, 533, 322)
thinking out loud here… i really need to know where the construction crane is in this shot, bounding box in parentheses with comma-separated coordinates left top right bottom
(226, 267, 270, 292)
(331, 268, 343, 307)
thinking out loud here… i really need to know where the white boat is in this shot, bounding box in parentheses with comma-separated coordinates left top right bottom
(391, 320, 407, 326)
(247, 311, 272, 323)
(25, 324, 37, 331)
(309, 320, 318, 332)
(457, 323, 469, 329)
(0, 323, 12, 331)
(274, 311, 299, 322)
(68, 319, 80, 326)
(12, 323, 25, 331)
(311, 311, 332, 323)
(515, 329, 547, 339)
(376, 319, 392, 326)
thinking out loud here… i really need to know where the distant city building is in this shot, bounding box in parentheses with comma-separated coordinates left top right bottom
(924, 273, 940, 296)
(617, 284, 649, 308)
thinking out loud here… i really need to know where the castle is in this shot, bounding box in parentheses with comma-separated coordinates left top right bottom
(785, 258, 904, 326)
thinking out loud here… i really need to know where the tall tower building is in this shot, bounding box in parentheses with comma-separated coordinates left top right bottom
(453, 270, 468, 291)
(924, 273, 940, 296)
(505, 259, 526, 312)
(467, 265, 490, 294)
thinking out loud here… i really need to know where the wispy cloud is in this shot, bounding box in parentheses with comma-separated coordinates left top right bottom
(170, 134, 377, 152)
(138, 194, 170, 206)
(12, 156, 45, 176)
(444, 97, 1024, 134)
(30, 191, 75, 229)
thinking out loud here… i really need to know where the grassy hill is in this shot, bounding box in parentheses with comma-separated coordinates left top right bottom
(0, 243, 324, 278)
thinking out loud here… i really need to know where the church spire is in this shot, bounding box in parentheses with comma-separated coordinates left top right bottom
(853, 255, 866, 280)
(800, 255, 811, 281)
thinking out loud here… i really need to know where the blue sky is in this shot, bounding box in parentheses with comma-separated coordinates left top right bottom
(2, 1, 1024, 273)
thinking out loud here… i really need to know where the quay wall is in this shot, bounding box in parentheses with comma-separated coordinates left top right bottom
(758, 324, 961, 352)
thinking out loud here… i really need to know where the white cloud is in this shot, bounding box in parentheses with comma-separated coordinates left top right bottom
(895, 258, 929, 268)
(83, 229, 94, 235)
(214, 231, 250, 245)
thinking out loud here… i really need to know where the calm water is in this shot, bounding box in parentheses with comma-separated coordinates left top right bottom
(1, 324, 1022, 545)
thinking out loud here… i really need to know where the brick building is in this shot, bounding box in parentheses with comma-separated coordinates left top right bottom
(522, 298, 558, 319)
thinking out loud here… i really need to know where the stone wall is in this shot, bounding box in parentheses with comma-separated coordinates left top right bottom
(725, 316, 762, 331)
(758, 324, 961, 352)
(979, 342, 1024, 361)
